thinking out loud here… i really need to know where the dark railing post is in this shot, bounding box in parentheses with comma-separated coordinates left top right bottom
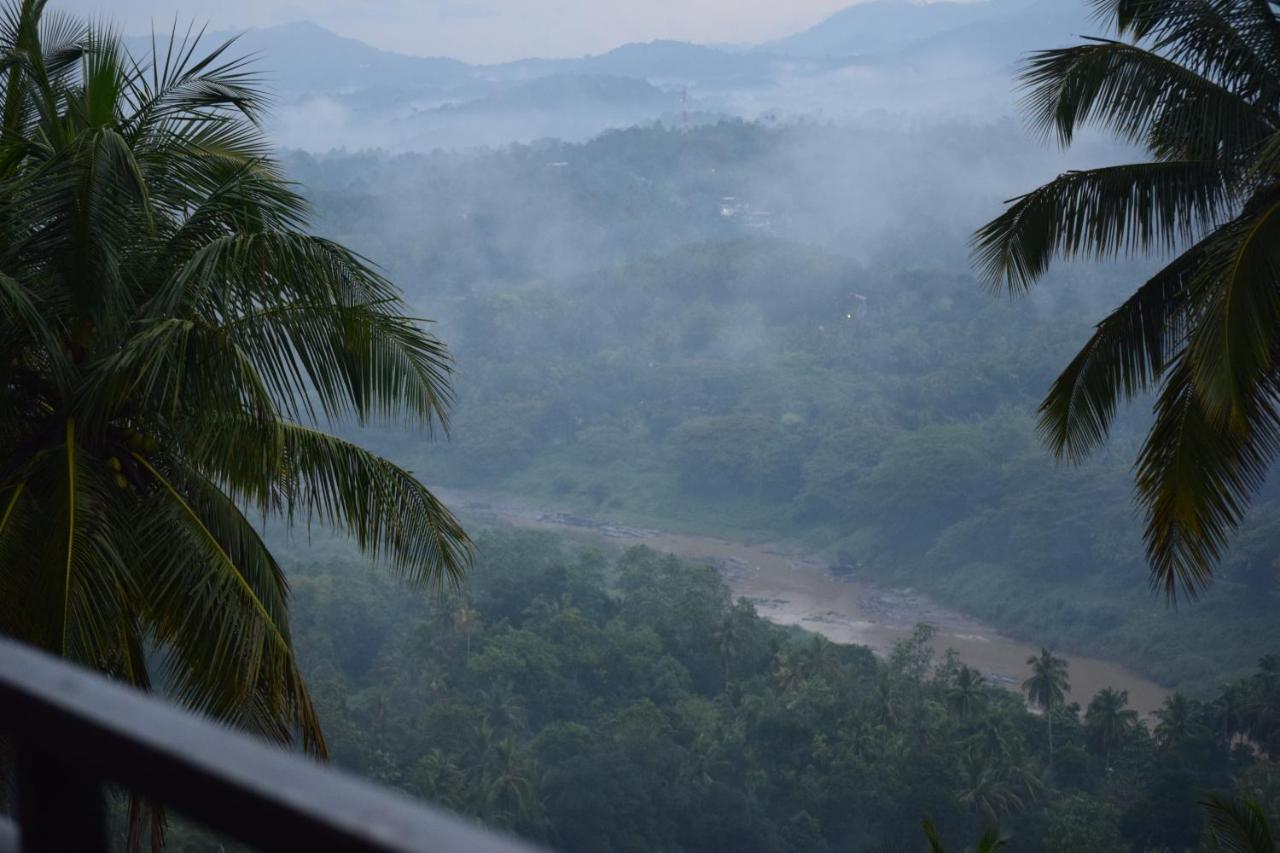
(0, 637, 547, 853)
(14, 745, 107, 852)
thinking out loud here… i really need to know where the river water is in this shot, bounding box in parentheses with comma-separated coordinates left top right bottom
(440, 488, 1171, 715)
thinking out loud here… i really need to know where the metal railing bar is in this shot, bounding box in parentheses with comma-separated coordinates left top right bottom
(0, 815, 17, 853)
(0, 638, 544, 853)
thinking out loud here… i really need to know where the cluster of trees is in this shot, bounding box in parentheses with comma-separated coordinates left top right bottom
(177, 530, 1279, 852)
(283, 110, 1280, 699)
(333, 232, 1274, 696)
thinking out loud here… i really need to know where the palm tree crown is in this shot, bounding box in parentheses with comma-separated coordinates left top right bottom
(1023, 648, 1070, 764)
(0, 0, 469, 755)
(1023, 648, 1070, 712)
(946, 664, 988, 721)
(973, 0, 1280, 599)
(1085, 687, 1140, 764)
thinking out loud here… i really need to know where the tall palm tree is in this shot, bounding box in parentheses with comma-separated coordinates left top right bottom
(972, 0, 1280, 599)
(1212, 680, 1255, 750)
(1085, 687, 1140, 767)
(454, 605, 480, 659)
(947, 665, 988, 721)
(1023, 648, 1070, 764)
(475, 738, 539, 828)
(1153, 692, 1206, 751)
(0, 0, 469, 758)
(955, 748, 1029, 828)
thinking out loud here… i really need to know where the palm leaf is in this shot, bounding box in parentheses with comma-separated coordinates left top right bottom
(973, 160, 1233, 292)
(1093, 0, 1280, 102)
(1020, 38, 1275, 158)
(132, 451, 324, 755)
(1202, 794, 1276, 853)
(1038, 232, 1210, 459)
(180, 415, 469, 588)
(1185, 194, 1280, 421)
(1135, 354, 1280, 599)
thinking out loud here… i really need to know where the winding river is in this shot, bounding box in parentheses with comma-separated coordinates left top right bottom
(440, 488, 1171, 715)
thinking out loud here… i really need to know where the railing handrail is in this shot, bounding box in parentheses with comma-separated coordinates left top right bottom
(0, 636, 546, 852)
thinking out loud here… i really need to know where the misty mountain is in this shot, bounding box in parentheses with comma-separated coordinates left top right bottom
(763, 0, 1088, 63)
(490, 40, 778, 87)
(901, 0, 1097, 62)
(141, 1, 1106, 151)
(160, 21, 477, 97)
(433, 74, 677, 115)
(378, 74, 694, 150)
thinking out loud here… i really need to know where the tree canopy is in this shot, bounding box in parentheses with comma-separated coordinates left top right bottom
(0, 0, 469, 760)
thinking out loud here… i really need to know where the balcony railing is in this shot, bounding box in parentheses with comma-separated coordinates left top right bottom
(0, 636, 546, 852)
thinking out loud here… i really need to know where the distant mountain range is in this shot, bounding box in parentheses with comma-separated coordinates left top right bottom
(126, 0, 1100, 150)
(761, 0, 1089, 60)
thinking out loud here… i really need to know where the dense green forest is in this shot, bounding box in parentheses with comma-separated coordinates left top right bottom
(12, 2, 1280, 850)
(170, 530, 1280, 851)
(284, 123, 1280, 697)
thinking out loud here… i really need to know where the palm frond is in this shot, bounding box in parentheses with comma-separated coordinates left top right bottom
(78, 316, 279, 432)
(1092, 0, 1280, 102)
(1185, 194, 1280, 421)
(124, 26, 267, 137)
(0, 269, 71, 393)
(976, 827, 1009, 853)
(1136, 354, 1280, 599)
(229, 299, 454, 431)
(0, 426, 138, 670)
(145, 231, 450, 427)
(185, 418, 471, 588)
(921, 819, 946, 853)
(1202, 794, 1276, 853)
(973, 160, 1233, 292)
(132, 451, 324, 755)
(1039, 233, 1209, 459)
(277, 423, 470, 588)
(1020, 38, 1275, 157)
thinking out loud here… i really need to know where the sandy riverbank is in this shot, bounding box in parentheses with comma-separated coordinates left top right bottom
(440, 488, 1171, 715)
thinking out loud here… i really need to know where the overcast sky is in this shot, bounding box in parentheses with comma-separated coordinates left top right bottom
(60, 0, 892, 63)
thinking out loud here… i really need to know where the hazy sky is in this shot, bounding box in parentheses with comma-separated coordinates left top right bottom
(64, 0, 893, 63)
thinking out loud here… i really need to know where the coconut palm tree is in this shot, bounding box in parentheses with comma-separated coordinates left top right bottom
(972, 0, 1280, 599)
(1153, 692, 1207, 751)
(1213, 681, 1254, 747)
(475, 737, 539, 828)
(716, 600, 758, 687)
(1085, 687, 1140, 767)
(955, 748, 1029, 828)
(1023, 648, 1070, 764)
(0, 0, 470, 761)
(947, 665, 988, 721)
(454, 605, 481, 659)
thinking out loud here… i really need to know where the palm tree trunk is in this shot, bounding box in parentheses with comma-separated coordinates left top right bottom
(1048, 707, 1054, 769)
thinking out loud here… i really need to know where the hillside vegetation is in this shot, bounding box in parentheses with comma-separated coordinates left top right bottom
(285, 123, 1280, 698)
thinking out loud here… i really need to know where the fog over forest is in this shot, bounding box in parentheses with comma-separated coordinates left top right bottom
(33, 0, 1280, 849)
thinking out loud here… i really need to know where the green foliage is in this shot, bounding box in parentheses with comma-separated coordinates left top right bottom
(273, 530, 1279, 852)
(0, 0, 468, 762)
(286, 115, 1280, 696)
(974, 0, 1280, 600)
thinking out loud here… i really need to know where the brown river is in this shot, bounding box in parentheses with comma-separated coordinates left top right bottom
(440, 489, 1171, 715)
